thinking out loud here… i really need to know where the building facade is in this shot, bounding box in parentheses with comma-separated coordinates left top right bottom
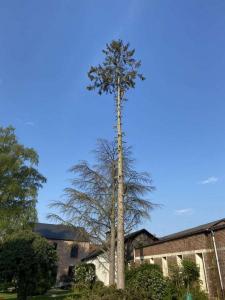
(34, 223, 92, 283)
(134, 219, 225, 300)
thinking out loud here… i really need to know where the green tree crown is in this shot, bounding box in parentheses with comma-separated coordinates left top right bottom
(0, 126, 46, 236)
(87, 40, 145, 96)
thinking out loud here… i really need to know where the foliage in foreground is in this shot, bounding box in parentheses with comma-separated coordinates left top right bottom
(66, 260, 208, 300)
(0, 231, 57, 300)
(126, 263, 171, 299)
(74, 263, 96, 289)
(0, 289, 79, 300)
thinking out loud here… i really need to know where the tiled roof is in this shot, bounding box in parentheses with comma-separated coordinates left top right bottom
(34, 223, 90, 242)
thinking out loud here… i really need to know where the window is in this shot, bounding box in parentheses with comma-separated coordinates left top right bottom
(70, 245, 79, 258)
(162, 257, 168, 277)
(196, 253, 208, 291)
(150, 258, 154, 264)
(53, 242, 58, 250)
(177, 255, 182, 267)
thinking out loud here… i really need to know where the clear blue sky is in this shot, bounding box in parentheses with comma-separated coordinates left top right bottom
(1, 0, 225, 237)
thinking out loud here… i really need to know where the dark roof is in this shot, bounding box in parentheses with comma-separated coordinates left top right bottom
(136, 218, 225, 249)
(82, 228, 156, 261)
(34, 223, 89, 242)
(125, 228, 158, 242)
(82, 248, 103, 261)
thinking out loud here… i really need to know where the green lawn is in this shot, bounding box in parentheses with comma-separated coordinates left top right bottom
(0, 289, 80, 300)
(0, 294, 16, 300)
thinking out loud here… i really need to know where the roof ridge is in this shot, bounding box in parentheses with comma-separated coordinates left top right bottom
(135, 217, 225, 249)
(160, 217, 225, 240)
(34, 223, 89, 242)
(35, 222, 84, 229)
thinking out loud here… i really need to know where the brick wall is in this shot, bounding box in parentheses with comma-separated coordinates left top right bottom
(135, 232, 209, 257)
(48, 239, 91, 281)
(134, 227, 225, 299)
(126, 232, 156, 262)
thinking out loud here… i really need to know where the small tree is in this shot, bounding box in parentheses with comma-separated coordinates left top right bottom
(182, 259, 200, 289)
(87, 40, 145, 289)
(169, 259, 201, 298)
(0, 231, 57, 300)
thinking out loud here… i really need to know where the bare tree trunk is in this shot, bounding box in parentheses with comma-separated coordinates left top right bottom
(116, 77, 125, 289)
(109, 162, 116, 285)
(109, 218, 116, 286)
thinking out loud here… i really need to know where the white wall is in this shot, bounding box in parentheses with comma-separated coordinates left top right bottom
(88, 254, 110, 285)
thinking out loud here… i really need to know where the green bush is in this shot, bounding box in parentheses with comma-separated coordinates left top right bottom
(66, 260, 208, 300)
(169, 259, 200, 291)
(189, 288, 208, 300)
(74, 263, 96, 288)
(92, 280, 105, 290)
(126, 263, 171, 299)
(169, 260, 208, 300)
(182, 259, 200, 288)
(0, 230, 57, 300)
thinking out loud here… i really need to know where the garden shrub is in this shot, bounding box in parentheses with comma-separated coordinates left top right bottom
(74, 263, 96, 288)
(188, 288, 208, 300)
(169, 259, 208, 300)
(169, 259, 200, 291)
(182, 259, 200, 288)
(92, 280, 105, 291)
(126, 263, 171, 300)
(66, 260, 208, 300)
(0, 230, 57, 300)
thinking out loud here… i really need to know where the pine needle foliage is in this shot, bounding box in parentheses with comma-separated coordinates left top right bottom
(87, 40, 145, 95)
(87, 40, 145, 289)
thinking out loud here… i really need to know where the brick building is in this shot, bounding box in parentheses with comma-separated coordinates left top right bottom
(34, 223, 92, 283)
(134, 218, 225, 299)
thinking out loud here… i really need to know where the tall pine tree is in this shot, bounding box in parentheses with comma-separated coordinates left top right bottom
(87, 40, 145, 288)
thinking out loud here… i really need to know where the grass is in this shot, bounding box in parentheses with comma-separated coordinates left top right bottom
(0, 289, 80, 300)
(0, 294, 16, 300)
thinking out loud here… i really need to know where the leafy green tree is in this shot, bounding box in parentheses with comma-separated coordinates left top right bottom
(0, 230, 57, 300)
(87, 40, 145, 289)
(0, 126, 46, 237)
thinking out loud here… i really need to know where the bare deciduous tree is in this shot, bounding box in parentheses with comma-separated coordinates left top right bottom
(48, 139, 154, 285)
